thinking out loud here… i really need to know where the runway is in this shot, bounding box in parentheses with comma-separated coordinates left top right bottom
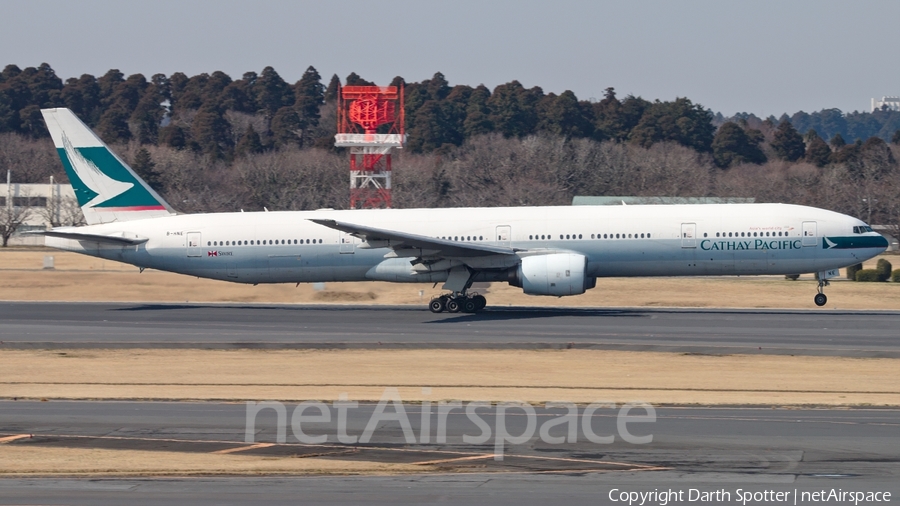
(1, 302, 899, 356)
(1, 401, 898, 505)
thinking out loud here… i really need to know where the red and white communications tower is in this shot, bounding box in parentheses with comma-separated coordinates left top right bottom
(334, 85, 405, 209)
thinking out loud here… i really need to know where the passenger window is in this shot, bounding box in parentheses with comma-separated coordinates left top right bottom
(647, 233, 650, 238)
(616, 233, 620, 239)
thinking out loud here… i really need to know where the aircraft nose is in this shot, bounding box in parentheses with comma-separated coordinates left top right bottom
(875, 234, 889, 250)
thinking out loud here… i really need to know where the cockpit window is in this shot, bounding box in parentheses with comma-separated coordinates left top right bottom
(853, 225, 874, 234)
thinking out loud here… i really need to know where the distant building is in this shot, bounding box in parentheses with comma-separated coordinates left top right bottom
(871, 96, 900, 113)
(3, 182, 79, 246)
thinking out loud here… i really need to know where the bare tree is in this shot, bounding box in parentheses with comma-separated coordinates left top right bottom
(0, 193, 34, 247)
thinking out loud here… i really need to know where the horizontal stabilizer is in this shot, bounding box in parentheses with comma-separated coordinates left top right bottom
(29, 230, 148, 245)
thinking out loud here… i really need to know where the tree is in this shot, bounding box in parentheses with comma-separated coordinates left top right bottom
(538, 90, 593, 138)
(344, 72, 373, 87)
(95, 106, 132, 143)
(292, 66, 325, 144)
(892, 130, 900, 145)
(158, 125, 186, 149)
(132, 148, 164, 192)
(324, 74, 341, 103)
(711, 122, 766, 168)
(771, 120, 805, 161)
(487, 81, 540, 137)
(269, 106, 301, 148)
(191, 104, 233, 158)
(629, 97, 715, 152)
(254, 66, 294, 117)
(830, 133, 846, 149)
(463, 84, 492, 138)
(0, 192, 34, 247)
(235, 124, 264, 156)
(804, 130, 832, 167)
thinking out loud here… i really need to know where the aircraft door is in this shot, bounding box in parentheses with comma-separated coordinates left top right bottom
(681, 223, 697, 248)
(339, 232, 357, 254)
(496, 225, 511, 247)
(186, 232, 202, 257)
(802, 221, 817, 247)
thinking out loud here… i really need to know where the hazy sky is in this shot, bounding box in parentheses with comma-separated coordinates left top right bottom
(2, 0, 898, 117)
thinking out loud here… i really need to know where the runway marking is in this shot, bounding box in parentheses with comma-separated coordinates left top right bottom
(0, 434, 31, 443)
(413, 454, 496, 465)
(211, 443, 274, 454)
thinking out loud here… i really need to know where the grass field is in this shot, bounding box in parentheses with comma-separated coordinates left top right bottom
(2, 248, 899, 309)
(2, 348, 897, 407)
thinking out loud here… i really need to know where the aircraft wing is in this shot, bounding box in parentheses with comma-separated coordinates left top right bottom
(309, 219, 517, 258)
(30, 230, 149, 245)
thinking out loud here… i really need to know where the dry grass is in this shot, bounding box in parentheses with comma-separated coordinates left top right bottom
(0, 446, 431, 477)
(1, 248, 899, 309)
(1, 349, 897, 406)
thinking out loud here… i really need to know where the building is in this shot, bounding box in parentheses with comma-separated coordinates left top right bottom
(3, 182, 79, 246)
(871, 96, 900, 113)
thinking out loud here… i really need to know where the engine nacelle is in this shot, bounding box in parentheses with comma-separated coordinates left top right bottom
(510, 253, 593, 296)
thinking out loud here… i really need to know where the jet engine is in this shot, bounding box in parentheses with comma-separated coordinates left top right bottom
(509, 253, 595, 296)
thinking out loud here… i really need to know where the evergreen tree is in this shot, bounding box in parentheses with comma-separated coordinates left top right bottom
(131, 148, 163, 192)
(593, 87, 627, 141)
(191, 104, 233, 158)
(771, 120, 805, 161)
(203, 71, 232, 104)
(711, 122, 766, 168)
(892, 130, 900, 145)
(173, 73, 209, 112)
(95, 106, 132, 143)
(830, 133, 846, 149)
(324, 74, 341, 102)
(344, 72, 373, 86)
(487, 81, 539, 137)
(804, 130, 832, 167)
(254, 66, 294, 117)
(219, 72, 257, 113)
(158, 124, 186, 149)
(167, 72, 190, 111)
(17, 105, 47, 138)
(269, 106, 301, 147)
(97, 69, 124, 107)
(463, 84, 492, 138)
(235, 124, 264, 156)
(629, 97, 714, 152)
(293, 66, 325, 133)
(538, 90, 593, 138)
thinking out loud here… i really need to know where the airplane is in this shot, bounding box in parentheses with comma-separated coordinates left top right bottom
(35, 108, 889, 312)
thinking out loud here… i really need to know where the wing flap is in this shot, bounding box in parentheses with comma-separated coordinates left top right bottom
(309, 219, 517, 258)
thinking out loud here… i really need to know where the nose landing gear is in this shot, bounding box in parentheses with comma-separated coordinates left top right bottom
(814, 278, 829, 307)
(428, 293, 487, 313)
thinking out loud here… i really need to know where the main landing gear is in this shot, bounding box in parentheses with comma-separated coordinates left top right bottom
(429, 293, 487, 313)
(814, 278, 829, 307)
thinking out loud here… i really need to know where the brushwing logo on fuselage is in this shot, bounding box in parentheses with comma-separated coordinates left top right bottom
(61, 134, 133, 208)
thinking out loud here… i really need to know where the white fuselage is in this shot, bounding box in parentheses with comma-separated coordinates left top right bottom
(45, 204, 885, 288)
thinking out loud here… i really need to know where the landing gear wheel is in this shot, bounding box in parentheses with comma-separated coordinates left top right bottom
(814, 293, 827, 307)
(446, 298, 461, 313)
(462, 298, 478, 313)
(472, 295, 487, 311)
(429, 298, 446, 313)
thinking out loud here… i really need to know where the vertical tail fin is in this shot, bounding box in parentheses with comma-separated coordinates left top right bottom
(41, 108, 176, 225)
